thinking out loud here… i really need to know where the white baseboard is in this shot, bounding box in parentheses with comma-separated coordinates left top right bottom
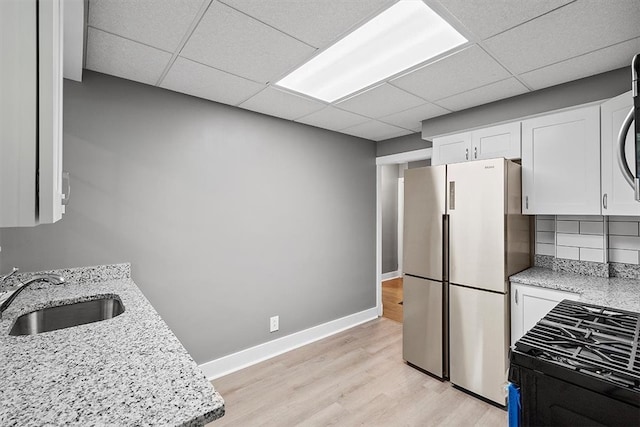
(199, 307, 379, 381)
(381, 271, 401, 281)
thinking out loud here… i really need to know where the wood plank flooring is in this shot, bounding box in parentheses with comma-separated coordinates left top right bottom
(382, 277, 403, 323)
(208, 318, 506, 426)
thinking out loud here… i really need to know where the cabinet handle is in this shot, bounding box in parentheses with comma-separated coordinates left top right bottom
(515, 289, 518, 304)
(525, 196, 528, 210)
(602, 193, 608, 209)
(465, 148, 469, 160)
(474, 147, 477, 159)
(62, 171, 71, 205)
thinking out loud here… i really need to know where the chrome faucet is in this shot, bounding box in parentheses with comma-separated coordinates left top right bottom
(0, 273, 65, 319)
(0, 267, 19, 286)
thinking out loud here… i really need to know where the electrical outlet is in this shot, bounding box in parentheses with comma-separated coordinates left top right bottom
(269, 315, 279, 333)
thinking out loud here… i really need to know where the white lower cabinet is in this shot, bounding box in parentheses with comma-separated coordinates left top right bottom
(510, 282, 579, 346)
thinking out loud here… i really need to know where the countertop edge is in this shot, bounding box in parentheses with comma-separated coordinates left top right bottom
(509, 267, 640, 313)
(0, 263, 225, 426)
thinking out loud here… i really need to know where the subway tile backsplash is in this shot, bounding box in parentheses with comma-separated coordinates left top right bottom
(535, 215, 640, 265)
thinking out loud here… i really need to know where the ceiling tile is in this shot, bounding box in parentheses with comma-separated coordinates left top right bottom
(519, 38, 640, 90)
(85, 28, 172, 86)
(239, 87, 326, 121)
(341, 120, 413, 141)
(436, 0, 572, 40)
(88, 0, 205, 52)
(219, 0, 393, 48)
(379, 103, 450, 132)
(335, 84, 426, 119)
(484, 0, 640, 74)
(391, 45, 511, 101)
(295, 107, 370, 131)
(159, 57, 265, 106)
(436, 78, 529, 111)
(180, 1, 316, 84)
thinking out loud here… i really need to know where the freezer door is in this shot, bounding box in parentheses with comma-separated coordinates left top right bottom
(449, 284, 508, 405)
(403, 165, 446, 280)
(402, 275, 443, 378)
(447, 158, 506, 292)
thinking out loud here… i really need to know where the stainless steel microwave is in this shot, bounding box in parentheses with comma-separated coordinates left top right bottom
(618, 53, 640, 201)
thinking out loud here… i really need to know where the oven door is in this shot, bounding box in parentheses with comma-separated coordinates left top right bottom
(509, 361, 640, 427)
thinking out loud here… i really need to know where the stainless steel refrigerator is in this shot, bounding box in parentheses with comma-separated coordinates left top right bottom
(402, 157, 530, 405)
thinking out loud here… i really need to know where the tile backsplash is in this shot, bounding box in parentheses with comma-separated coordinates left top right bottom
(535, 215, 640, 265)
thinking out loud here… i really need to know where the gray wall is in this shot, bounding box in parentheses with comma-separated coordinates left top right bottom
(420, 67, 629, 140)
(0, 71, 377, 364)
(381, 164, 398, 274)
(377, 132, 430, 157)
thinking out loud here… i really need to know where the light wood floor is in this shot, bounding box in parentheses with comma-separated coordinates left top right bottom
(208, 318, 506, 426)
(382, 277, 403, 323)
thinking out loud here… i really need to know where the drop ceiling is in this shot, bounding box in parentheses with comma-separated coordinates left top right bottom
(84, 0, 640, 142)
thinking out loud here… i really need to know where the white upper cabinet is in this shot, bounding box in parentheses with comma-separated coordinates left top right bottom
(432, 132, 472, 165)
(432, 122, 521, 166)
(471, 122, 521, 161)
(601, 91, 640, 215)
(521, 105, 600, 215)
(0, 0, 65, 227)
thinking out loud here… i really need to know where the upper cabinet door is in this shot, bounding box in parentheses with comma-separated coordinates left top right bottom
(431, 132, 472, 166)
(471, 122, 521, 161)
(601, 91, 640, 215)
(521, 105, 601, 215)
(0, 0, 64, 227)
(0, 0, 38, 226)
(38, 0, 64, 224)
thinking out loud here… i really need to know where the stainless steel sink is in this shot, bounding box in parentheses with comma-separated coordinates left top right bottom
(9, 297, 124, 336)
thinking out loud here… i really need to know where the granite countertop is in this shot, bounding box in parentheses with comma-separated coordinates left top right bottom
(0, 264, 224, 426)
(510, 267, 640, 313)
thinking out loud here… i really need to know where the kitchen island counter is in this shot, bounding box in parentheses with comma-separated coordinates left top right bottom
(510, 267, 640, 313)
(0, 263, 224, 426)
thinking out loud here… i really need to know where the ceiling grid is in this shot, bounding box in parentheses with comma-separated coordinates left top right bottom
(84, 0, 640, 141)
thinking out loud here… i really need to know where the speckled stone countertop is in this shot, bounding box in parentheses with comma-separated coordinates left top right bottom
(510, 267, 640, 313)
(0, 263, 224, 426)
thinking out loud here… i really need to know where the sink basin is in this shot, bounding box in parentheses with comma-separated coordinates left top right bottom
(9, 297, 124, 336)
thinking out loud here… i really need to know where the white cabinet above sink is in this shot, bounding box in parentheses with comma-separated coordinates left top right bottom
(0, 0, 66, 227)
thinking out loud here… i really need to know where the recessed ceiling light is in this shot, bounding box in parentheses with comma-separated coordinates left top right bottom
(275, 0, 467, 103)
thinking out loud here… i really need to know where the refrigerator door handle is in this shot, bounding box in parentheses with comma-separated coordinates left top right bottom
(449, 181, 455, 210)
(443, 214, 449, 283)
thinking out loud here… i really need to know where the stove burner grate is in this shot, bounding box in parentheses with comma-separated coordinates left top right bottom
(515, 299, 640, 391)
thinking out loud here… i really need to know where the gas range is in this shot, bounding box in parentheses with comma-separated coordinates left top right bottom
(509, 300, 640, 426)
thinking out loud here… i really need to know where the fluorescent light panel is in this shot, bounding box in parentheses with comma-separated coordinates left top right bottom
(276, 0, 467, 103)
